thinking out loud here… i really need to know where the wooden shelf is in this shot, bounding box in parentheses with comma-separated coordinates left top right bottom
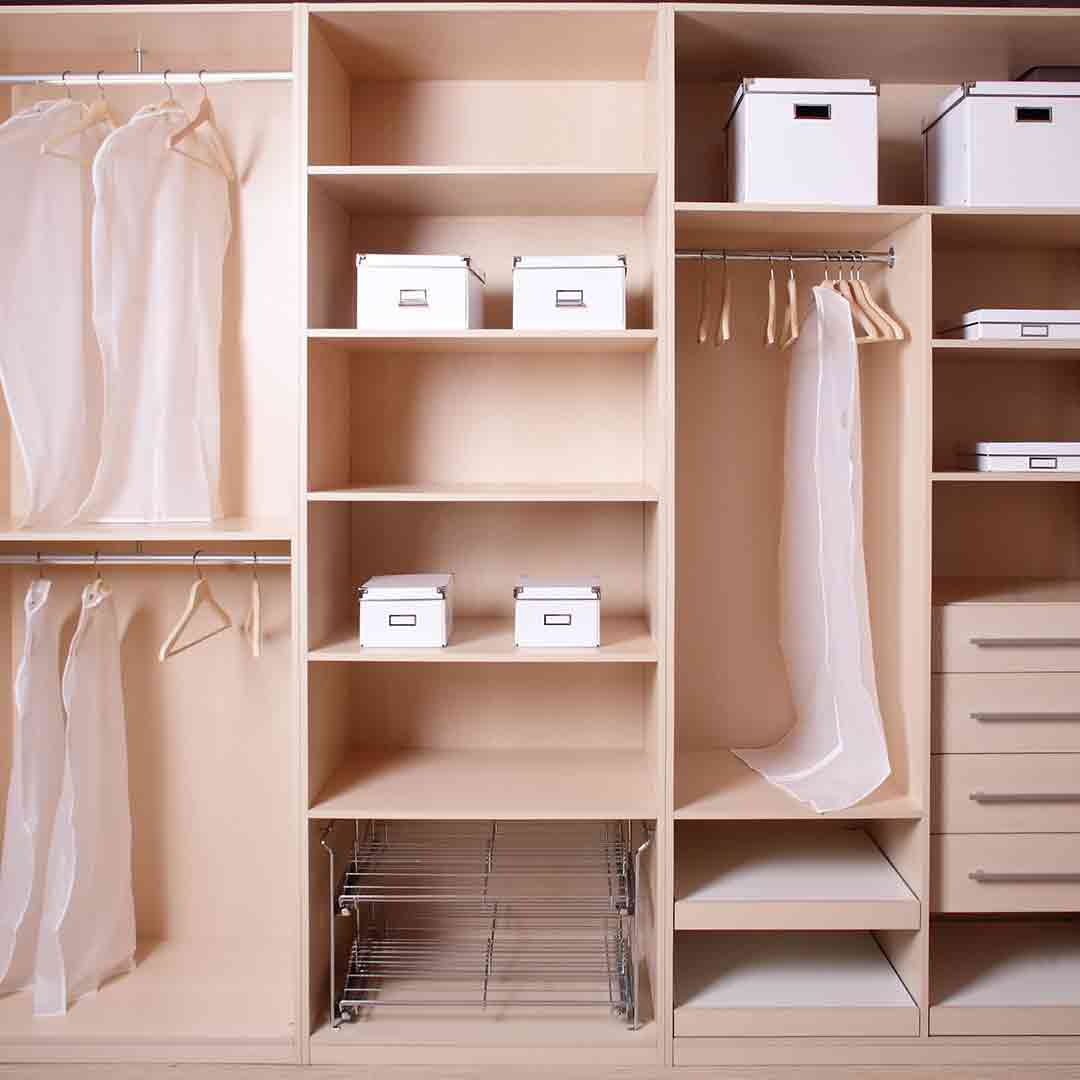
(309, 748, 657, 821)
(674, 750, 923, 821)
(931, 921, 1080, 1036)
(0, 939, 294, 1063)
(675, 203, 921, 250)
(307, 483, 659, 503)
(309, 615, 657, 663)
(310, 166, 657, 217)
(933, 338, 1080, 356)
(675, 827, 919, 931)
(0, 517, 293, 543)
(932, 471, 1080, 483)
(674, 932, 918, 1039)
(310, 1013, 657, 1066)
(307, 329, 658, 355)
(933, 576, 1080, 605)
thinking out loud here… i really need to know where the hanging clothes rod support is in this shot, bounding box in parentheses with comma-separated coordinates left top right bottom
(0, 71, 293, 87)
(0, 553, 289, 568)
(676, 246, 896, 268)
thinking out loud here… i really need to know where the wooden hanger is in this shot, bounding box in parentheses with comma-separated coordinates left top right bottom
(765, 257, 777, 348)
(159, 551, 232, 662)
(780, 255, 800, 352)
(167, 70, 236, 182)
(838, 255, 884, 343)
(854, 253, 905, 340)
(241, 554, 262, 659)
(696, 253, 710, 345)
(714, 253, 732, 346)
(41, 72, 117, 161)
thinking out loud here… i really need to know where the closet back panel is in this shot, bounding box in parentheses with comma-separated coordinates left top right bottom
(675, 217, 929, 809)
(5, 78, 297, 526)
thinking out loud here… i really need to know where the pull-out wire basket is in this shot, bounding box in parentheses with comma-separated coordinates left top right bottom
(321, 820, 652, 1030)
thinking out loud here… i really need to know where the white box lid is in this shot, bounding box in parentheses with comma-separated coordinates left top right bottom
(739, 78, 878, 96)
(360, 573, 453, 600)
(356, 254, 485, 284)
(927, 82, 1080, 131)
(961, 443, 1080, 456)
(943, 309, 1080, 331)
(513, 255, 626, 272)
(514, 576, 601, 600)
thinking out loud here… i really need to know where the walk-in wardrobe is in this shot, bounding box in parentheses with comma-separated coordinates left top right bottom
(1, 2, 1079, 1072)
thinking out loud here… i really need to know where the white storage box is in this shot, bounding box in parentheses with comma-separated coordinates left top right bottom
(358, 573, 453, 647)
(726, 78, 879, 205)
(940, 309, 1080, 341)
(512, 256, 627, 330)
(925, 83, 1080, 206)
(514, 577, 600, 648)
(356, 255, 484, 330)
(959, 443, 1080, 473)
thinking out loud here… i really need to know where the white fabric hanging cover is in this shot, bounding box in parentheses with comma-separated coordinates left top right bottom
(34, 581, 135, 1016)
(0, 580, 65, 992)
(78, 104, 230, 524)
(0, 101, 105, 526)
(736, 286, 890, 813)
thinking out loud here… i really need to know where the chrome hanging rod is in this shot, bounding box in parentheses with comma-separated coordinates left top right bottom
(0, 71, 292, 87)
(0, 553, 289, 567)
(676, 246, 896, 268)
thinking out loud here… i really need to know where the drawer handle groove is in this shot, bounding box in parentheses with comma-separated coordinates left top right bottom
(970, 790, 1080, 804)
(970, 870, 1080, 884)
(972, 712, 1080, 723)
(969, 637, 1080, 648)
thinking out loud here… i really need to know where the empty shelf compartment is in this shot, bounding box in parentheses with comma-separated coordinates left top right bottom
(675, 825, 920, 931)
(321, 820, 653, 1030)
(674, 932, 918, 1038)
(931, 919, 1080, 1036)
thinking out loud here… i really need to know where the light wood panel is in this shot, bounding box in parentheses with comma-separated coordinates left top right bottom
(308, 329, 658, 354)
(308, 483, 660, 502)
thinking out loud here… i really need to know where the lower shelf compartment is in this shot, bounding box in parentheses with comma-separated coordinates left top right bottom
(674, 932, 918, 1038)
(0, 939, 295, 1063)
(931, 919, 1080, 1036)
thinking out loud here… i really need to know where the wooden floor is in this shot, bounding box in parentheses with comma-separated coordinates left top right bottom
(5, 1067, 1080, 1079)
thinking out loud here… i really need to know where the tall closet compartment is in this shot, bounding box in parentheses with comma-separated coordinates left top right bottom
(0, 4, 299, 1064)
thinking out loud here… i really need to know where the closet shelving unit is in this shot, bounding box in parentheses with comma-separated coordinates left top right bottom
(0, 0, 1079, 1071)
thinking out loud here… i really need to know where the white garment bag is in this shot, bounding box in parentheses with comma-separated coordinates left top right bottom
(0, 581, 65, 991)
(736, 286, 890, 813)
(0, 101, 104, 526)
(78, 103, 230, 523)
(34, 581, 135, 1016)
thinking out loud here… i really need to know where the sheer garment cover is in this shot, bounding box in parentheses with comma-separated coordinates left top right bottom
(735, 286, 890, 813)
(34, 582, 135, 1016)
(0, 581, 65, 991)
(78, 104, 230, 523)
(0, 101, 104, 526)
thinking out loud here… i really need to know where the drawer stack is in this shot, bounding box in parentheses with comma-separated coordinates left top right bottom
(932, 590, 1080, 914)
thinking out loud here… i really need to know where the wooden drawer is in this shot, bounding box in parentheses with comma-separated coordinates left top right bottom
(933, 603, 1080, 673)
(933, 753, 1080, 834)
(932, 834, 1080, 912)
(933, 673, 1080, 753)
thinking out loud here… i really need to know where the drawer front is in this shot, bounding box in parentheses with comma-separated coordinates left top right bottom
(512, 267, 626, 330)
(933, 753, 1080, 833)
(933, 603, 1080, 673)
(932, 834, 1080, 912)
(933, 673, 1080, 753)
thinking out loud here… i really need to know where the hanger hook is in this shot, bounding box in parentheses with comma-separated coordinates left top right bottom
(61, 70, 72, 100)
(198, 68, 208, 100)
(193, 549, 203, 580)
(251, 551, 258, 580)
(163, 68, 175, 103)
(96, 70, 106, 99)
(36, 551, 43, 580)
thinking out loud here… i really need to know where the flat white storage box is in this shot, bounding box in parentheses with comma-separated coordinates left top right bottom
(514, 577, 600, 648)
(512, 256, 627, 330)
(941, 309, 1080, 341)
(726, 78, 879, 205)
(358, 573, 454, 648)
(925, 83, 1080, 206)
(356, 255, 484, 330)
(959, 442, 1080, 473)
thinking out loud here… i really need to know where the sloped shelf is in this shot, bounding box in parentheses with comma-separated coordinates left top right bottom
(674, 932, 919, 1039)
(310, 166, 657, 217)
(675, 827, 919, 931)
(307, 483, 660, 503)
(309, 615, 657, 663)
(674, 750, 923, 821)
(307, 329, 658, 355)
(308, 748, 657, 821)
